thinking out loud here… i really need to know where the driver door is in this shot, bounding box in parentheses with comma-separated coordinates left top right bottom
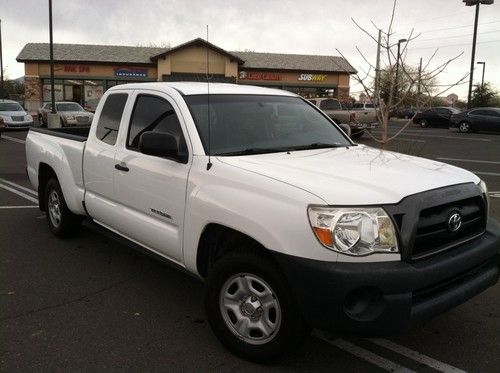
(112, 91, 190, 263)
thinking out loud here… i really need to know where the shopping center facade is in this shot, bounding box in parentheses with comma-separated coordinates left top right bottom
(17, 38, 356, 111)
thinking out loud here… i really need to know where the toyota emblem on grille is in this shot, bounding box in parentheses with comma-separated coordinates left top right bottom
(448, 212, 462, 232)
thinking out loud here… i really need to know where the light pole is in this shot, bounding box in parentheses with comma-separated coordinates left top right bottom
(464, 0, 494, 108)
(395, 38, 407, 101)
(0, 19, 4, 99)
(48, 0, 56, 114)
(477, 61, 485, 88)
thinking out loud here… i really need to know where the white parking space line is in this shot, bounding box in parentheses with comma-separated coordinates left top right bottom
(313, 331, 415, 373)
(0, 178, 37, 196)
(0, 205, 38, 209)
(1, 135, 26, 144)
(374, 133, 492, 142)
(437, 157, 500, 165)
(0, 182, 38, 204)
(473, 171, 500, 177)
(368, 339, 467, 373)
(490, 192, 500, 198)
(393, 138, 426, 143)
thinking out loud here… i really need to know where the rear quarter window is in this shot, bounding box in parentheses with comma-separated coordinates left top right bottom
(95, 93, 128, 146)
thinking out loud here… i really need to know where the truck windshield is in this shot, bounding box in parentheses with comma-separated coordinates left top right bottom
(184, 95, 351, 156)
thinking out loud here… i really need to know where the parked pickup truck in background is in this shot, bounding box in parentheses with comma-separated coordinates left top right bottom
(309, 97, 378, 139)
(26, 82, 499, 362)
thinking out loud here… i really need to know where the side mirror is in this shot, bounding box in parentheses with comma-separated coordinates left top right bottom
(139, 131, 184, 162)
(338, 123, 351, 137)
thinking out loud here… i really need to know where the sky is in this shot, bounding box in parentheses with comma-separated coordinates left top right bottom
(1, 0, 500, 99)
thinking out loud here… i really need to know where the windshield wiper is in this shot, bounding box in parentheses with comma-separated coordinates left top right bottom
(288, 142, 348, 151)
(216, 147, 290, 156)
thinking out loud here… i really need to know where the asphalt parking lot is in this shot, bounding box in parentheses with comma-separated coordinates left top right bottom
(1, 123, 499, 372)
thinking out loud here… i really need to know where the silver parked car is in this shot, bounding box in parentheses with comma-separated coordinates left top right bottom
(0, 99, 34, 130)
(38, 101, 94, 127)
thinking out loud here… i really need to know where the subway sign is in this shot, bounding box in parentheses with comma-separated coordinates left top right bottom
(298, 73, 327, 81)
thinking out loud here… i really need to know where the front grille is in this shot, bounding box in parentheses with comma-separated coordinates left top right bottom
(411, 196, 486, 260)
(76, 116, 89, 123)
(11, 115, 24, 121)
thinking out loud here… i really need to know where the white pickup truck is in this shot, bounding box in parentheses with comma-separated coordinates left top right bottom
(26, 82, 499, 362)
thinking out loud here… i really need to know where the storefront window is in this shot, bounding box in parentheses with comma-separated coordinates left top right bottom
(84, 80, 104, 111)
(42, 79, 64, 102)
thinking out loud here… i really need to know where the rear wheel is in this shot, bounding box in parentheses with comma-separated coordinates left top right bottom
(459, 121, 471, 133)
(420, 119, 429, 128)
(205, 248, 308, 362)
(45, 178, 81, 237)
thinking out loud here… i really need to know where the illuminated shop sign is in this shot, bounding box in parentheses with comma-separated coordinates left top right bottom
(239, 71, 281, 81)
(114, 67, 148, 78)
(298, 73, 327, 81)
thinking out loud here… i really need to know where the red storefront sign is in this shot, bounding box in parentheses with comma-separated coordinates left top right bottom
(239, 71, 281, 81)
(55, 65, 91, 73)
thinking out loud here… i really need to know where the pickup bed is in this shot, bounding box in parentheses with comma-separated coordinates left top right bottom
(26, 82, 499, 362)
(308, 97, 378, 139)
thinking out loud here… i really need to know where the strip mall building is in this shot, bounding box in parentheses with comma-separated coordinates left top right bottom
(16, 38, 356, 111)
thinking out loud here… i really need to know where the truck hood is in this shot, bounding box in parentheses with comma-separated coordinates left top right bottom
(217, 145, 479, 205)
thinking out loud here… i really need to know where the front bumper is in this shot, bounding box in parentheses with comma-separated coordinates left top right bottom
(3, 120, 33, 129)
(273, 219, 500, 336)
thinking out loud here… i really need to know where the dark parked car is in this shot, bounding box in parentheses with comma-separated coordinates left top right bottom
(390, 107, 418, 119)
(413, 107, 461, 128)
(450, 107, 500, 133)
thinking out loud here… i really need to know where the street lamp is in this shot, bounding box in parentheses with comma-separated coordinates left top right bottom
(464, 0, 494, 108)
(395, 38, 407, 101)
(477, 61, 485, 88)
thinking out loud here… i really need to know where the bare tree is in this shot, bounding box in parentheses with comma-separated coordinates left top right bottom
(338, 0, 469, 148)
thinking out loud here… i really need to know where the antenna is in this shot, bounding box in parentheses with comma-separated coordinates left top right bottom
(206, 25, 213, 171)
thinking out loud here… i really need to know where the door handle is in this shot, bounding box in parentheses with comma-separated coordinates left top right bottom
(115, 163, 129, 172)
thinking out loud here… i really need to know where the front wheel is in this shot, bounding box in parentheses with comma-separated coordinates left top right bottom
(45, 178, 81, 237)
(420, 119, 429, 128)
(459, 121, 471, 133)
(205, 248, 308, 362)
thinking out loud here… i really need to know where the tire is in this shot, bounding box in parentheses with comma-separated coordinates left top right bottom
(350, 130, 364, 140)
(44, 178, 81, 237)
(420, 119, 429, 128)
(205, 247, 308, 363)
(459, 121, 471, 133)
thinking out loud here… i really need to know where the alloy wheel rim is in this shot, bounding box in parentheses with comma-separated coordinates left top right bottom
(48, 190, 62, 227)
(460, 123, 469, 132)
(219, 273, 281, 345)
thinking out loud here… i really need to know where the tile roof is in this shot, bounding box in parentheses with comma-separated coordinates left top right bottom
(17, 43, 162, 65)
(17, 42, 356, 74)
(232, 51, 356, 74)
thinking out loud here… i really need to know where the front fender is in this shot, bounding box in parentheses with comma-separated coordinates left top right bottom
(182, 157, 338, 275)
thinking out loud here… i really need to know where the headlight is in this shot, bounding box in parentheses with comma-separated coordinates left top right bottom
(25, 115, 33, 121)
(478, 179, 489, 219)
(308, 206, 399, 256)
(65, 115, 75, 120)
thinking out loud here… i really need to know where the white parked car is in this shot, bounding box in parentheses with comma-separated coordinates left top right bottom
(25, 83, 499, 362)
(0, 99, 34, 129)
(38, 101, 93, 127)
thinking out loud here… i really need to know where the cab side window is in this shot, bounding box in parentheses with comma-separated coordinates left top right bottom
(95, 93, 128, 146)
(127, 95, 187, 157)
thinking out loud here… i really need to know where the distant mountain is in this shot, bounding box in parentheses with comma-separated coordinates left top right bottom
(12, 76, 25, 85)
